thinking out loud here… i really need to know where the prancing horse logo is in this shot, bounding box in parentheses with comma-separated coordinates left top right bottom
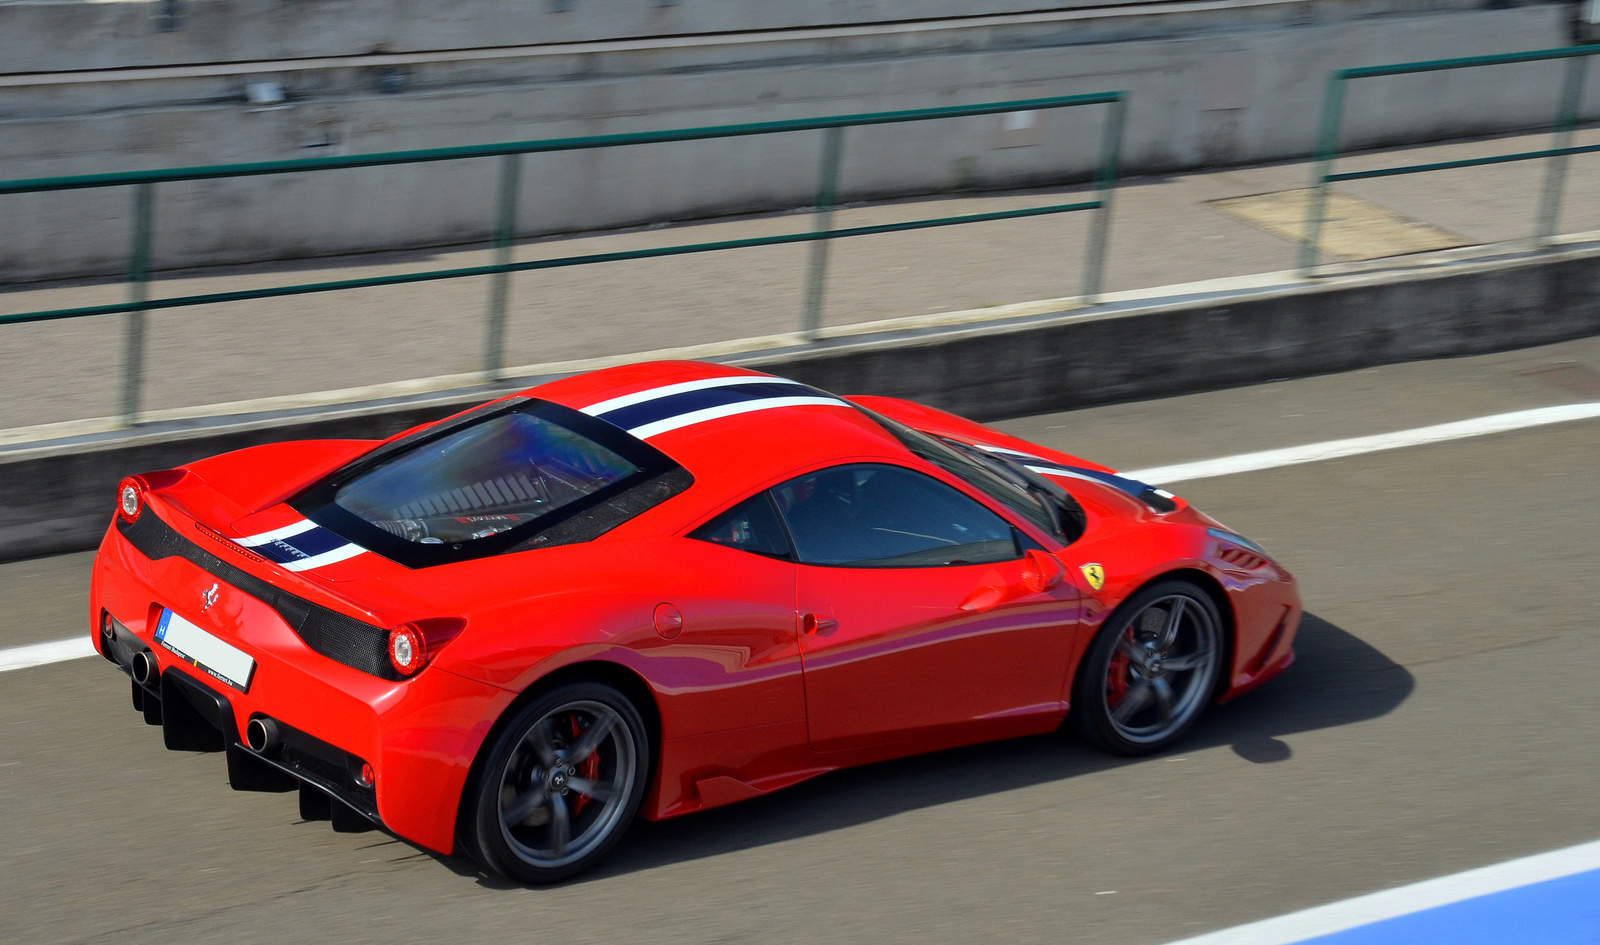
(201, 583, 219, 611)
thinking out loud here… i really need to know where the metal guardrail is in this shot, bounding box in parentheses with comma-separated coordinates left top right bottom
(1299, 44, 1600, 274)
(0, 92, 1128, 426)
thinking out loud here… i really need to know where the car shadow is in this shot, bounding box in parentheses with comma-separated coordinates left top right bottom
(433, 611, 1412, 887)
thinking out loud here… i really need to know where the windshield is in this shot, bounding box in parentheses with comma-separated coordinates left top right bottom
(855, 408, 1073, 542)
(335, 411, 638, 544)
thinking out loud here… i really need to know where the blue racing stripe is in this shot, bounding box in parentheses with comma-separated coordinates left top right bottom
(277, 525, 352, 558)
(253, 526, 350, 564)
(596, 382, 833, 432)
(1047, 462, 1156, 498)
(252, 541, 306, 564)
(1301, 866, 1600, 945)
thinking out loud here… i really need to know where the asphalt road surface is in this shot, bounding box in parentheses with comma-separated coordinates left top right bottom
(3, 336, 1599, 944)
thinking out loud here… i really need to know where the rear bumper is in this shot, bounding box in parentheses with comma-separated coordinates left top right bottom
(91, 516, 515, 854)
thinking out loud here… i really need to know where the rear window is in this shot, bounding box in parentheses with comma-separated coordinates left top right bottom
(293, 399, 685, 566)
(336, 412, 637, 544)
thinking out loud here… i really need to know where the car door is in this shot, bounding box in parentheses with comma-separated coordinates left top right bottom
(665, 493, 805, 735)
(773, 463, 1081, 752)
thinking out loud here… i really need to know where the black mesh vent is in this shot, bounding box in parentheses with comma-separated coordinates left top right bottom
(511, 467, 695, 551)
(283, 744, 349, 793)
(274, 720, 379, 817)
(117, 511, 399, 681)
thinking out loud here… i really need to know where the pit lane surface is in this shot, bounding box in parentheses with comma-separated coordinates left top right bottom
(3, 337, 1599, 944)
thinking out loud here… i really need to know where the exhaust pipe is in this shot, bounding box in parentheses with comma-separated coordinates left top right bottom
(245, 716, 282, 755)
(130, 650, 159, 687)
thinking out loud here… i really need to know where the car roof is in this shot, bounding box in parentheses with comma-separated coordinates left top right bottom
(524, 361, 912, 494)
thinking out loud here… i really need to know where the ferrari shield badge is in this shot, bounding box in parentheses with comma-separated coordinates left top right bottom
(1080, 564, 1106, 591)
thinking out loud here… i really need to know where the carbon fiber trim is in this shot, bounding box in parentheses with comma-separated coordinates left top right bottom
(271, 719, 380, 818)
(116, 511, 400, 681)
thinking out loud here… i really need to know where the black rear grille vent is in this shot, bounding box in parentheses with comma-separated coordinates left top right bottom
(117, 510, 399, 681)
(265, 718, 379, 818)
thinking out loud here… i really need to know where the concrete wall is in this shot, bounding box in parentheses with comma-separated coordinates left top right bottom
(4, 0, 1190, 72)
(6, 241, 1600, 561)
(760, 251, 1600, 420)
(0, 1, 1585, 281)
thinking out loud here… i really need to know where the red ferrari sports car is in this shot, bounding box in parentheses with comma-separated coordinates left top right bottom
(91, 360, 1299, 882)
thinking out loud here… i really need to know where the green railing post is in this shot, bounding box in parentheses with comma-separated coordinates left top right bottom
(1535, 55, 1587, 246)
(483, 153, 522, 379)
(120, 182, 154, 426)
(1081, 94, 1127, 305)
(800, 125, 844, 340)
(1299, 72, 1348, 276)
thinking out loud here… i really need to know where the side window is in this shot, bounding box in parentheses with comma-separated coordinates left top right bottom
(771, 463, 1018, 567)
(688, 491, 793, 559)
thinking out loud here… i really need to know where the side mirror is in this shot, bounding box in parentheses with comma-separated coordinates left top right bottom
(1021, 549, 1064, 593)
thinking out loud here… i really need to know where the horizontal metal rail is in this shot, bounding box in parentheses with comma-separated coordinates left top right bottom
(1299, 45, 1600, 274)
(0, 90, 1127, 427)
(1324, 142, 1600, 182)
(0, 93, 1121, 195)
(1336, 44, 1600, 79)
(0, 201, 1100, 326)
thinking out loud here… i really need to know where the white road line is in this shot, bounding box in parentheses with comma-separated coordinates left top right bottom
(4, 400, 1599, 674)
(0, 637, 97, 673)
(1126, 402, 1600, 485)
(1163, 837, 1600, 945)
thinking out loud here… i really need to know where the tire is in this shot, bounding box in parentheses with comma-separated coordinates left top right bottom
(464, 680, 650, 884)
(1071, 579, 1224, 756)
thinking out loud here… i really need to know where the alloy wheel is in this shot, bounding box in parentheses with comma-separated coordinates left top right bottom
(495, 699, 639, 871)
(1102, 593, 1220, 746)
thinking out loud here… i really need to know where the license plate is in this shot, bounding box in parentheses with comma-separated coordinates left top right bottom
(155, 609, 256, 693)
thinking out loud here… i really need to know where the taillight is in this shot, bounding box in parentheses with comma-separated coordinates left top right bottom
(116, 476, 148, 524)
(388, 624, 425, 676)
(387, 617, 466, 677)
(115, 470, 185, 524)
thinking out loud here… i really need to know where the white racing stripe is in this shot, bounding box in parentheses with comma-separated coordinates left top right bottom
(280, 542, 367, 572)
(1126, 402, 1600, 486)
(581, 375, 802, 416)
(627, 396, 844, 439)
(235, 518, 320, 546)
(1162, 837, 1600, 945)
(5, 400, 1599, 673)
(0, 637, 97, 673)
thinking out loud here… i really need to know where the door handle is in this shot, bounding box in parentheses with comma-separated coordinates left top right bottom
(959, 585, 1005, 612)
(802, 613, 838, 635)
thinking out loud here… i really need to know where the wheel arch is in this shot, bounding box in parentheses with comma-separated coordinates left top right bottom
(453, 658, 664, 848)
(1076, 567, 1236, 701)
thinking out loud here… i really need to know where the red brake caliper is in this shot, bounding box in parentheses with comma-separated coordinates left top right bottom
(1106, 631, 1131, 708)
(569, 713, 601, 816)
